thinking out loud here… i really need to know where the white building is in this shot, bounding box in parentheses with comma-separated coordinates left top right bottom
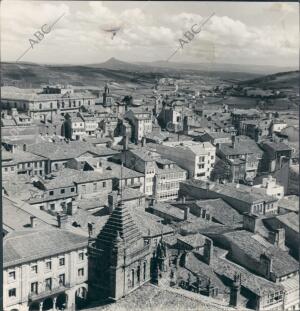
(3, 229, 88, 311)
(272, 120, 287, 133)
(153, 141, 216, 180)
(125, 109, 152, 142)
(253, 175, 284, 199)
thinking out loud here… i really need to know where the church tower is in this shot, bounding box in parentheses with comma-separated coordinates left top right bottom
(103, 83, 109, 107)
(88, 202, 151, 301)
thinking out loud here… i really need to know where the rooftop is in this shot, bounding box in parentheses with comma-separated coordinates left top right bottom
(223, 230, 299, 278)
(88, 283, 249, 311)
(219, 136, 263, 157)
(177, 233, 206, 248)
(182, 180, 277, 205)
(4, 229, 88, 268)
(27, 141, 119, 161)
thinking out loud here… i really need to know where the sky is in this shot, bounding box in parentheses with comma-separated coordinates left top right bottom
(1, 1, 299, 68)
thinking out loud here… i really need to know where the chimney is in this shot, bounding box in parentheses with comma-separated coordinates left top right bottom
(123, 135, 129, 151)
(30, 216, 37, 228)
(243, 213, 258, 233)
(183, 206, 189, 220)
(23, 144, 27, 152)
(203, 238, 213, 265)
(260, 253, 273, 279)
(229, 273, 241, 307)
(88, 222, 94, 237)
(57, 213, 68, 229)
(231, 135, 236, 149)
(67, 201, 78, 216)
(108, 191, 119, 213)
(268, 228, 285, 249)
(141, 136, 146, 147)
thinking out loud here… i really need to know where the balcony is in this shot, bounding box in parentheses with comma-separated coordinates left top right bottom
(28, 283, 71, 301)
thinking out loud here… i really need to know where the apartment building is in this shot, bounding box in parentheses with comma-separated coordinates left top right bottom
(3, 229, 88, 311)
(125, 109, 153, 142)
(64, 113, 99, 140)
(153, 141, 216, 180)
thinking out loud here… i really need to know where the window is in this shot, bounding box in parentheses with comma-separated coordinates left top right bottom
(31, 265, 38, 273)
(8, 271, 16, 281)
(31, 282, 38, 294)
(79, 252, 84, 261)
(59, 274, 65, 286)
(199, 156, 205, 162)
(60, 189, 65, 194)
(71, 187, 75, 192)
(49, 191, 54, 196)
(78, 268, 84, 277)
(4, 167, 8, 172)
(50, 204, 55, 211)
(143, 262, 147, 280)
(45, 278, 52, 290)
(93, 183, 97, 191)
(8, 288, 16, 297)
(46, 261, 52, 270)
(59, 257, 65, 266)
(102, 181, 106, 188)
(11, 167, 14, 171)
(82, 185, 86, 193)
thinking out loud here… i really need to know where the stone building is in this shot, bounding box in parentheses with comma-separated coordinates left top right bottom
(88, 202, 152, 301)
(3, 229, 88, 311)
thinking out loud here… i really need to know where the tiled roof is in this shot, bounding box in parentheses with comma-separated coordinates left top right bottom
(276, 212, 299, 232)
(182, 180, 277, 204)
(4, 229, 88, 268)
(3, 197, 52, 232)
(129, 148, 154, 162)
(43, 168, 113, 189)
(151, 203, 186, 220)
(278, 196, 299, 213)
(223, 230, 299, 278)
(260, 141, 292, 152)
(27, 141, 119, 161)
(177, 233, 206, 248)
(190, 199, 243, 226)
(219, 137, 263, 157)
(94, 283, 247, 311)
(214, 257, 283, 296)
(130, 208, 174, 237)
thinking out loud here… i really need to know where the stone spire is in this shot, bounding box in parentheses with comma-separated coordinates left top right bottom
(95, 203, 141, 248)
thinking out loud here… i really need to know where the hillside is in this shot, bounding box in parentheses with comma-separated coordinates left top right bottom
(239, 70, 299, 90)
(1, 62, 162, 88)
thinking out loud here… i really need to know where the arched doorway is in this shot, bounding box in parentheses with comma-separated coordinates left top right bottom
(56, 293, 67, 310)
(29, 302, 39, 311)
(43, 298, 53, 310)
(75, 287, 87, 310)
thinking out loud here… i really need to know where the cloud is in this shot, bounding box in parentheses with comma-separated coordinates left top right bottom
(1, 0, 298, 67)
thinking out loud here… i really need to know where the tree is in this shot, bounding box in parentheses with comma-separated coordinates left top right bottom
(211, 158, 232, 182)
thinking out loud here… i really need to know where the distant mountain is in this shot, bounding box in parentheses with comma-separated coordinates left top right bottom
(86, 57, 145, 72)
(239, 70, 299, 90)
(136, 60, 296, 76)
